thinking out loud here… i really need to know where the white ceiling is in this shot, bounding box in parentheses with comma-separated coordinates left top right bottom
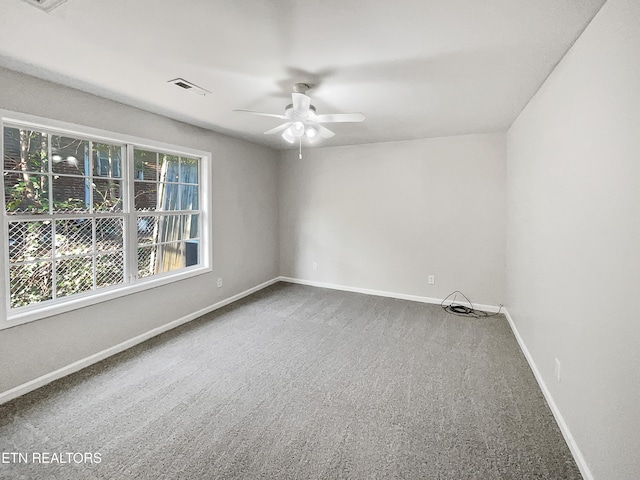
(0, 0, 606, 150)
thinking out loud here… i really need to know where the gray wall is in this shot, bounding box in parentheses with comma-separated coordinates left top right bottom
(279, 134, 506, 305)
(506, 0, 640, 478)
(0, 67, 280, 392)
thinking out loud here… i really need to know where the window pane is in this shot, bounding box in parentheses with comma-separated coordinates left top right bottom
(96, 217, 124, 252)
(140, 181, 199, 212)
(159, 154, 179, 182)
(52, 175, 90, 213)
(136, 215, 157, 245)
(136, 215, 197, 247)
(93, 179, 122, 211)
(3, 127, 48, 173)
(137, 242, 185, 277)
(185, 240, 199, 267)
(134, 149, 157, 181)
(137, 245, 158, 278)
(134, 182, 158, 211)
(56, 256, 93, 298)
(180, 185, 198, 210)
(180, 157, 198, 184)
(159, 183, 180, 211)
(183, 214, 199, 240)
(157, 242, 185, 273)
(4, 172, 50, 215)
(158, 214, 182, 243)
(93, 143, 122, 178)
(51, 135, 88, 176)
(8, 221, 53, 263)
(96, 252, 124, 288)
(55, 218, 93, 257)
(10, 262, 53, 308)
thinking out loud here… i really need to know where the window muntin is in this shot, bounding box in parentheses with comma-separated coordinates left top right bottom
(2, 119, 206, 319)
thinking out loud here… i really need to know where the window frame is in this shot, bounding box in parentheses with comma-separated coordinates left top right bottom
(0, 110, 212, 329)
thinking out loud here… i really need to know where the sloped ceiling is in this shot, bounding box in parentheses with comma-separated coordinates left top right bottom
(0, 0, 606, 149)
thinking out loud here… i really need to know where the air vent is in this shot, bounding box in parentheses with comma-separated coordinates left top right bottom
(20, 0, 68, 12)
(168, 78, 211, 96)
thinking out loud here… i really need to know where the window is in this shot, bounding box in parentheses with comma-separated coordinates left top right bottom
(1, 113, 210, 326)
(133, 148, 200, 278)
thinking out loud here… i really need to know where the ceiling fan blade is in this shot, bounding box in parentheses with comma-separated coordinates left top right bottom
(315, 124, 335, 139)
(292, 93, 311, 117)
(264, 123, 291, 135)
(315, 113, 365, 123)
(233, 109, 288, 120)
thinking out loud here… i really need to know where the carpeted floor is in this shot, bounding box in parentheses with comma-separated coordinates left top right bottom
(0, 282, 582, 479)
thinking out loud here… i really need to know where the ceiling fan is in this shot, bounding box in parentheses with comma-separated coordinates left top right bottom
(234, 83, 365, 147)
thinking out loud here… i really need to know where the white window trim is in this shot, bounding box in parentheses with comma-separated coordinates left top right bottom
(0, 110, 212, 330)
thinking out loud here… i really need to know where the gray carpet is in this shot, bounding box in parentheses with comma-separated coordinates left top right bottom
(0, 282, 581, 479)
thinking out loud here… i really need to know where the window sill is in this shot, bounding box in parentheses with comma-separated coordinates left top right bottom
(2, 265, 212, 330)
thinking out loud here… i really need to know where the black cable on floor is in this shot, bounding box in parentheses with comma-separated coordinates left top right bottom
(440, 290, 502, 318)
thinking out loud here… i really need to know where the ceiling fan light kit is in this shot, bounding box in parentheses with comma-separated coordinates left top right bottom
(291, 121, 305, 137)
(305, 126, 319, 143)
(234, 83, 365, 158)
(282, 128, 295, 144)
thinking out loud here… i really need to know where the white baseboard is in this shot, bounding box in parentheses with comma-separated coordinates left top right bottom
(0, 277, 280, 406)
(503, 308, 593, 480)
(278, 276, 502, 313)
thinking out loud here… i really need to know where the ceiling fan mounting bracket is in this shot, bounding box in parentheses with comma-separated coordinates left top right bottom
(292, 83, 311, 94)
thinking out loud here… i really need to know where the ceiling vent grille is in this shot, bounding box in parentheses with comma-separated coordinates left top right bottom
(20, 0, 68, 12)
(168, 78, 210, 96)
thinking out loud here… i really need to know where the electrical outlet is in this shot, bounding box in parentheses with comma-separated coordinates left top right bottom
(554, 358, 561, 383)
(217, 278, 222, 288)
(312, 262, 318, 271)
(428, 275, 435, 285)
